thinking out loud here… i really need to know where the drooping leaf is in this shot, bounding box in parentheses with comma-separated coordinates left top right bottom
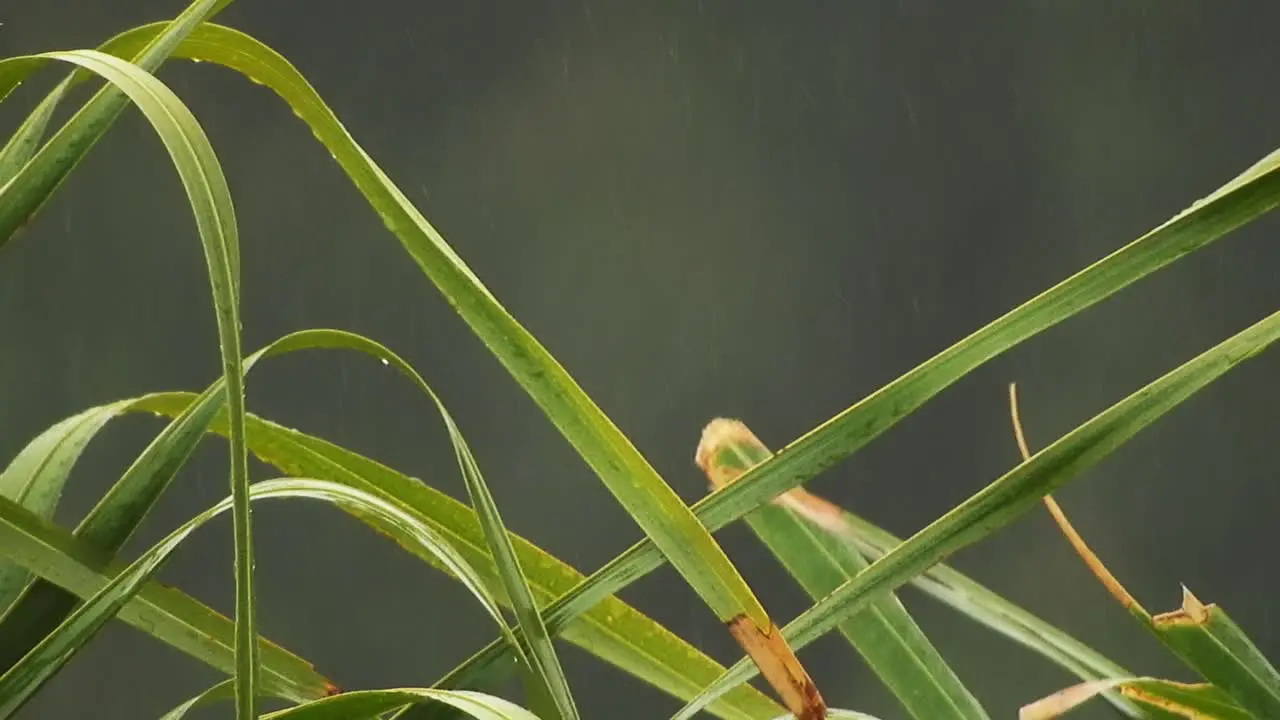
(0, 405, 128, 615)
(2, 397, 772, 718)
(0, 478, 519, 716)
(89, 22, 820, 717)
(158, 680, 294, 720)
(258, 689, 539, 720)
(90, 21, 1280, 719)
(137, 392, 780, 720)
(158, 680, 236, 720)
(0, 79, 68, 189)
(444, 422, 579, 719)
(0, 0, 234, 247)
(0, 45, 255, 716)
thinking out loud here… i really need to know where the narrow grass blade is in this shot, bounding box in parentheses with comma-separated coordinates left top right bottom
(0, 80, 67, 189)
(1020, 678, 1250, 720)
(0, 328, 540, 682)
(672, 306, 1280, 718)
(0, 48, 255, 716)
(257, 333, 578, 718)
(93, 21, 1280, 716)
(0, 405, 125, 614)
(285, 136, 1280, 694)
(0, 0, 233, 247)
(85, 24, 821, 716)
(449, 435, 578, 719)
(1151, 588, 1280, 717)
(417, 456, 1138, 720)
(0, 478, 519, 716)
(159, 680, 236, 720)
(808, 513, 1140, 718)
(137, 392, 781, 720)
(316, 334, 578, 719)
(258, 689, 539, 720)
(159, 679, 293, 720)
(0, 385, 222, 670)
(0, 460, 341, 704)
(0, 320, 778, 719)
(696, 419, 988, 720)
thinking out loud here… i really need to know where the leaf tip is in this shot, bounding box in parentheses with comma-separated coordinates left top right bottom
(726, 614, 826, 720)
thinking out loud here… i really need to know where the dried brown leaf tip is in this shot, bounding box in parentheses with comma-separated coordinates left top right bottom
(695, 418, 754, 487)
(727, 614, 827, 720)
(1019, 679, 1123, 720)
(1007, 384, 1148, 618)
(698, 419, 828, 719)
(697, 418, 850, 537)
(1153, 586, 1213, 627)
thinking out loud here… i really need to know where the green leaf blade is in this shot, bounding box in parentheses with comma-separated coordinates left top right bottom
(0, 477, 524, 716)
(1152, 589, 1280, 717)
(0, 43, 255, 716)
(260, 689, 540, 720)
(86, 22, 817, 716)
(674, 305, 1280, 718)
(137, 391, 781, 720)
(0, 0, 232, 247)
(696, 419, 988, 720)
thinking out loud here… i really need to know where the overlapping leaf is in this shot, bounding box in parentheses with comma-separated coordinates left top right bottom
(0, 44, 257, 715)
(673, 304, 1280, 718)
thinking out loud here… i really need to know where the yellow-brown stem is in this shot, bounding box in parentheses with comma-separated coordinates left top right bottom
(1007, 383, 1146, 617)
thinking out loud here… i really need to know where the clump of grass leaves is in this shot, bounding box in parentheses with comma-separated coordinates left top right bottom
(2, 2, 1279, 718)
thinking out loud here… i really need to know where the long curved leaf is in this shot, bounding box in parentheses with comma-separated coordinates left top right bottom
(0, 405, 125, 614)
(0, 327, 555, 693)
(0, 46, 255, 715)
(436, 413, 578, 718)
(85, 20, 1280, 717)
(0, 489, 332, 703)
(0, 478, 518, 716)
(259, 689, 539, 720)
(86, 22, 819, 716)
(0, 329, 530, 706)
(673, 305, 1280, 718)
(0, 394, 777, 719)
(136, 392, 780, 720)
(0, 0, 233, 245)
(159, 680, 237, 720)
(0, 331, 338, 670)
(0, 320, 779, 719)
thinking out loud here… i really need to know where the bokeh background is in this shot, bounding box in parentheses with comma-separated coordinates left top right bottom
(3, 2, 1280, 718)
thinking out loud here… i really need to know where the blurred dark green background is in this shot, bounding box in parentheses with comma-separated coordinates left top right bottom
(3, 2, 1280, 718)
